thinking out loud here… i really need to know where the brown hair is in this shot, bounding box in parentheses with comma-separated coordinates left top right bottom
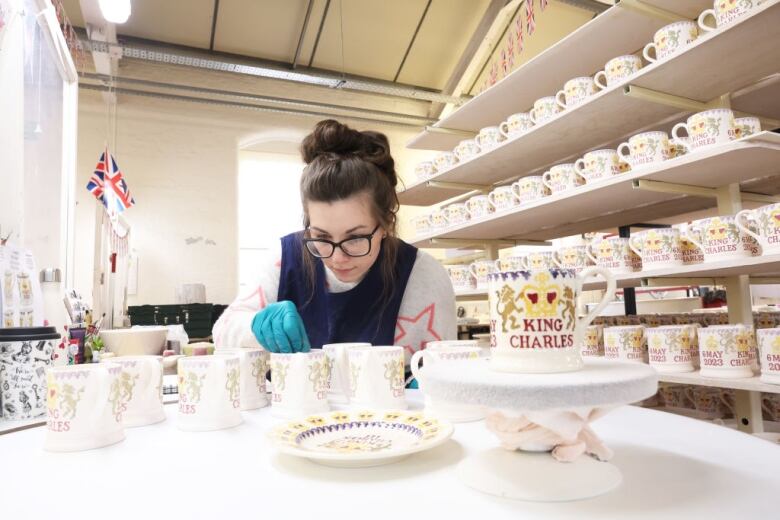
(299, 119, 401, 309)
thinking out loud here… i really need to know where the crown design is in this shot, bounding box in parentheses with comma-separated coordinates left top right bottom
(705, 335, 719, 351)
(706, 217, 729, 240)
(735, 332, 752, 352)
(772, 335, 780, 353)
(520, 272, 561, 318)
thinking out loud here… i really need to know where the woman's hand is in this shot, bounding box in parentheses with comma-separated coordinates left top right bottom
(251, 301, 311, 353)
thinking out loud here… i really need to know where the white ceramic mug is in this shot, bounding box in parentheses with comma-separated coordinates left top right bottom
(348, 346, 407, 409)
(542, 164, 584, 194)
(594, 55, 643, 89)
(574, 149, 624, 182)
(756, 328, 780, 385)
(556, 76, 600, 109)
(698, 324, 756, 378)
(410, 345, 485, 422)
(512, 175, 550, 204)
(270, 351, 330, 418)
(322, 342, 371, 404)
(476, 126, 505, 152)
(434, 151, 458, 171)
(102, 355, 165, 427)
(604, 325, 647, 363)
(429, 209, 448, 230)
(500, 112, 535, 138)
(735, 202, 780, 255)
(763, 393, 780, 421)
(671, 109, 738, 152)
(582, 324, 604, 357)
(488, 186, 520, 212)
(465, 194, 495, 219)
(411, 214, 432, 236)
(677, 226, 706, 265)
(734, 116, 761, 138)
(488, 267, 616, 373)
(617, 131, 672, 167)
(178, 355, 243, 431)
(587, 237, 641, 274)
(443, 202, 470, 226)
(522, 251, 558, 270)
(532, 96, 563, 125)
(454, 139, 481, 161)
(469, 260, 497, 290)
(629, 228, 684, 270)
(447, 264, 476, 291)
(214, 348, 270, 410)
(684, 215, 758, 261)
(646, 325, 697, 373)
(415, 161, 437, 181)
(698, 0, 758, 31)
(553, 245, 593, 270)
(45, 364, 126, 452)
(494, 255, 526, 273)
(643, 21, 698, 62)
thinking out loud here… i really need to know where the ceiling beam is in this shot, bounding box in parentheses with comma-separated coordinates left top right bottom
(393, 0, 432, 83)
(79, 0, 119, 103)
(208, 0, 220, 51)
(308, 0, 331, 68)
(293, 0, 315, 69)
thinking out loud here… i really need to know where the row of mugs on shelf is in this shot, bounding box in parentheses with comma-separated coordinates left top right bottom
(412, 0, 763, 183)
(651, 385, 780, 423)
(591, 311, 780, 329)
(583, 323, 780, 385)
(438, 201, 780, 289)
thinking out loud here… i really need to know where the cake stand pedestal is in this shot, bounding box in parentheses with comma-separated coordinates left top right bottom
(421, 358, 658, 502)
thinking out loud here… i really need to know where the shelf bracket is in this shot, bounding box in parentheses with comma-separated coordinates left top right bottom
(427, 180, 491, 193)
(616, 0, 690, 23)
(633, 179, 780, 203)
(424, 126, 476, 138)
(624, 85, 708, 112)
(439, 252, 489, 265)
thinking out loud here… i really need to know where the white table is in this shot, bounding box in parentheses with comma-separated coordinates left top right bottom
(2, 391, 779, 519)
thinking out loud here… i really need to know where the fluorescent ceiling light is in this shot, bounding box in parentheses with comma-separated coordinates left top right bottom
(98, 0, 131, 24)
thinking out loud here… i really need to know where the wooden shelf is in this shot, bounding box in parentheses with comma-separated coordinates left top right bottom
(409, 133, 780, 246)
(400, 1, 780, 206)
(658, 371, 780, 394)
(407, 0, 713, 151)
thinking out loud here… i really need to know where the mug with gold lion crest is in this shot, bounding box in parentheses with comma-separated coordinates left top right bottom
(698, 324, 756, 379)
(488, 267, 616, 373)
(757, 328, 780, 385)
(646, 325, 697, 373)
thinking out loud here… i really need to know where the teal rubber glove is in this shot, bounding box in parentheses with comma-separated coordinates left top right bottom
(251, 301, 311, 353)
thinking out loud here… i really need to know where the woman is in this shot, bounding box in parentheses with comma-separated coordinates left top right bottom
(214, 119, 456, 362)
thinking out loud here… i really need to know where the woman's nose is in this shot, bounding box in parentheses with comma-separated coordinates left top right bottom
(331, 247, 350, 263)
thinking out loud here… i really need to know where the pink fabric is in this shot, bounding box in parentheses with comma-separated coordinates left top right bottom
(485, 408, 614, 463)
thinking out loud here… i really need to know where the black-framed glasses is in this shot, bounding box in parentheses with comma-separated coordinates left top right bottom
(303, 225, 381, 258)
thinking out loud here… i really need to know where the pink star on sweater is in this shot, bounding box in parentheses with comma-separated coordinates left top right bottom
(394, 303, 441, 356)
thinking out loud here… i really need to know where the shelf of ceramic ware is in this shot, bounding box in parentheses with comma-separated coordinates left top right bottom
(410, 133, 780, 246)
(657, 371, 780, 394)
(406, 0, 713, 151)
(400, 2, 780, 206)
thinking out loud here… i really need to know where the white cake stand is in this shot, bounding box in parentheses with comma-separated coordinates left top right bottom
(420, 358, 658, 502)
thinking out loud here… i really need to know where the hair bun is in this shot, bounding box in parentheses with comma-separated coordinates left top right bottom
(301, 120, 397, 188)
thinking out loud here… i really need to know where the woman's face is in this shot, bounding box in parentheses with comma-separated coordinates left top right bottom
(306, 192, 385, 284)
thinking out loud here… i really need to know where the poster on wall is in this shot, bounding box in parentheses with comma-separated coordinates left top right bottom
(0, 245, 45, 328)
(0, 0, 21, 51)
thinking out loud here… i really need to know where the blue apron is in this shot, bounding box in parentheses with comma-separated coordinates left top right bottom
(277, 232, 418, 349)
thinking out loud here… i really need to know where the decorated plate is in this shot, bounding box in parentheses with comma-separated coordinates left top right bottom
(269, 410, 454, 468)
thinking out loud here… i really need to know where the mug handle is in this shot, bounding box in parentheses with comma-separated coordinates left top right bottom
(698, 9, 717, 32)
(594, 70, 608, 90)
(475, 134, 485, 149)
(487, 191, 497, 208)
(586, 242, 599, 265)
(642, 42, 657, 63)
(683, 386, 696, 406)
(574, 158, 587, 175)
(454, 147, 466, 161)
(542, 171, 554, 191)
(552, 250, 565, 269)
(511, 181, 522, 201)
(529, 111, 537, 125)
(735, 210, 763, 252)
(671, 123, 692, 153)
(720, 391, 735, 414)
(617, 142, 632, 165)
(409, 350, 429, 384)
(555, 90, 567, 110)
(499, 121, 512, 139)
(628, 235, 643, 258)
(575, 266, 617, 348)
(469, 263, 479, 278)
(683, 224, 705, 252)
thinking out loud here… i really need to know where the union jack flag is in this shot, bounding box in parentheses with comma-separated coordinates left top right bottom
(87, 147, 135, 215)
(526, 0, 536, 35)
(515, 13, 524, 54)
